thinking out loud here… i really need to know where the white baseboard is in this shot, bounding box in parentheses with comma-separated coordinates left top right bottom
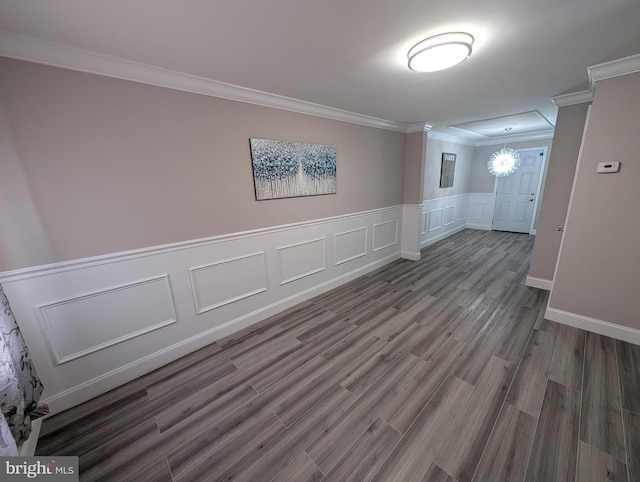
(466, 223, 492, 231)
(545, 307, 640, 346)
(401, 251, 421, 261)
(19, 418, 42, 456)
(421, 225, 466, 248)
(525, 276, 553, 291)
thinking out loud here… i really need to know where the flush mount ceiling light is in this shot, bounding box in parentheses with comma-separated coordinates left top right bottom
(488, 148, 521, 177)
(407, 32, 474, 72)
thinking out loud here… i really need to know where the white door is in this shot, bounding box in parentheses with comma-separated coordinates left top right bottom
(492, 148, 545, 233)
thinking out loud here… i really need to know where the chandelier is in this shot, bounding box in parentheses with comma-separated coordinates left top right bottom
(488, 148, 521, 177)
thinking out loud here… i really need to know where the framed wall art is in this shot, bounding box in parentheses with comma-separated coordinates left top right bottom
(249, 138, 337, 200)
(439, 152, 456, 188)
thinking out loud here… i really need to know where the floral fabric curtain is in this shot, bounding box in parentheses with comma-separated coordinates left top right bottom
(0, 284, 48, 448)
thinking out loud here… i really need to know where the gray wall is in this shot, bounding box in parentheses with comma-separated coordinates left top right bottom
(549, 72, 640, 331)
(0, 58, 406, 271)
(528, 103, 590, 281)
(423, 138, 474, 200)
(403, 131, 426, 204)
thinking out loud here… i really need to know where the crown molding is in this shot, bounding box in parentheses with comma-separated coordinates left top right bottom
(427, 131, 476, 146)
(0, 29, 408, 133)
(588, 53, 640, 86)
(405, 122, 433, 133)
(552, 54, 640, 108)
(552, 90, 593, 107)
(426, 128, 554, 147)
(474, 130, 555, 147)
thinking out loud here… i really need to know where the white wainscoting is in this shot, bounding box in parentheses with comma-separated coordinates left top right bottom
(420, 194, 470, 248)
(400, 204, 423, 261)
(278, 238, 326, 285)
(189, 252, 267, 314)
(372, 220, 399, 252)
(0, 206, 402, 414)
(37, 275, 178, 365)
(467, 193, 495, 231)
(334, 227, 367, 266)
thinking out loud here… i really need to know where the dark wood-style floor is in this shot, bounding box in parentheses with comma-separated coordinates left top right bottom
(36, 229, 640, 482)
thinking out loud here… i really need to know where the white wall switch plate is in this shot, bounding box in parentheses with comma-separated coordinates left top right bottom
(597, 161, 620, 173)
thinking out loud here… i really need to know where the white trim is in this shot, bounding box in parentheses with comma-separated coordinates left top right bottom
(400, 251, 421, 261)
(19, 418, 42, 456)
(400, 204, 422, 261)
(277, 237, 327, 285)
(467, 192, 495, 231)
(428, 209, 443, 232)
(427, 131, 477, 146)
(474, 130, 555, 147)
(589, 53, 640, 86)
(545, 307, 640, 346)
(372, 220, 399, 252)
(466, 223, 491, 231)
(0, 29, 407, 133)
(426, 129, 555, 147)
(189, 252, 268, 314)
(39, 252, 399, 413)
(37, 275, 177, 365)
(525, 276, 552, 291)
(421, 225, 466, 248)
(551, 54, 640, 109)
(0, 205, 402, 283)
(552, 90, 593, 107)
(406, 123, 433, 133)
(418, 194, 476, 247)
(333, 227, 368, 266)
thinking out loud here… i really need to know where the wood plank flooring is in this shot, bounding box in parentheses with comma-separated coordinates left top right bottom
(35, 229, 639, 482)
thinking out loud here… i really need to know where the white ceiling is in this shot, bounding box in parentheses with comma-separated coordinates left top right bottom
(1, 0, 640, 141)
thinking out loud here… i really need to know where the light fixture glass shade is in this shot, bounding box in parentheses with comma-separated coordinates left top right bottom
(408, 32, 474, 72)
(488, 148, 521, 177)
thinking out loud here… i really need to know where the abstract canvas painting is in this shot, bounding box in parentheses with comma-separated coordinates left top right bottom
(250, 138, 337, 200)
(440, 152, 456, 188)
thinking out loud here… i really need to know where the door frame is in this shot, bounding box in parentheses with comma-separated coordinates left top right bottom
(491, 146, 549, 235)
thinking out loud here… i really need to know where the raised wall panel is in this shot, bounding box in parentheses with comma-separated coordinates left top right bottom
(457, 203, 468, 222)
(278, 238, 326, 285)
(334, 227, 367, 265)
(38, 275, 177, 365)
(372, 220, 398, 251)
(189, 252, 267, 314)
(421, 212, 428, 235)
(471, 202, 485, 220)
(429, 209, 444, 232)
(444, 206, 457, 226)
(467, 193, 496, 231)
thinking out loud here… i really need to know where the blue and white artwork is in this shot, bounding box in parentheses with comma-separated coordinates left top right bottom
(250, 138, 337, 200)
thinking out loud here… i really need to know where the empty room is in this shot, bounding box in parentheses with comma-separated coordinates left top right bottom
(0, 1, 639, 481)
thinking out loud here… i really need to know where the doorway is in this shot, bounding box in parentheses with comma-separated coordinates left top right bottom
(492, 147, 547, 234)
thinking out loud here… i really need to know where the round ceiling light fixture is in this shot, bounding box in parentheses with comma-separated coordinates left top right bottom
(488, 148, 521, 177)
(407, 32, 474, 72)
